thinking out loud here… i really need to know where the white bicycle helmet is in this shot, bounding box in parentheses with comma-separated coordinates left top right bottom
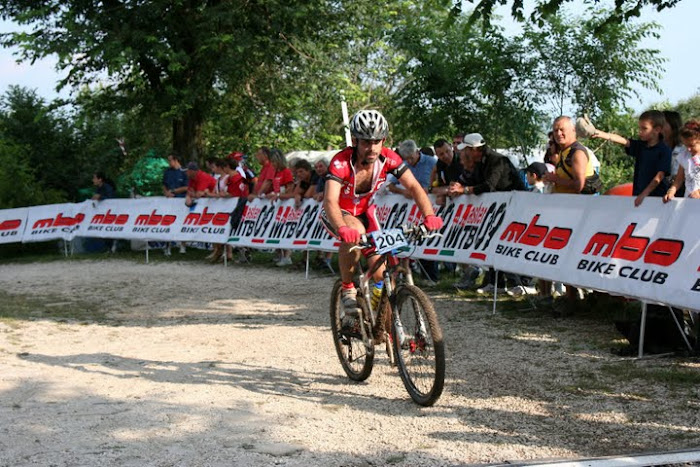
(350, 109, 389, 140)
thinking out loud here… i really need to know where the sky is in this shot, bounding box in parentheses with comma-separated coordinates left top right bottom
(0, 1, 698, 112)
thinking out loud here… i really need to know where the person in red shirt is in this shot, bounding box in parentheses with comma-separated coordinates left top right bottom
(185, 161, 216, 206)
(248, 147, 276, 200)
(265, 149, 295, 203)
(264, 148, 295, 266)
(322, 109, 443, 320)
(223, 159, 249, 198)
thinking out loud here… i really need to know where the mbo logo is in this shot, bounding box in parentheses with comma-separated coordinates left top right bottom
(135, 210, 176, 226)
(1, 219, 21, 230)
(91, 209, 128, 225)
(583, 223, 683, 267)
(0, 218, 21, 237)
(500, 215, 572, 250)
(33, 213, 85, 229)
(184, 207, 229, 226)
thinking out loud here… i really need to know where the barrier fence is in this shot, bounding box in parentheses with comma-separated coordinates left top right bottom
(1, 193, 698, 311)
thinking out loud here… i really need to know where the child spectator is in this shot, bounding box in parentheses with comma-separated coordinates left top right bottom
(525, 162, 549, 193)
(592, 110, 671, 206)
(663, 120, 700, 202)
(662, 110, 688, 197)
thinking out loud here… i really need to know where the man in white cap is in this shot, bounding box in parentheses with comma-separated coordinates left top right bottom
(448, 133, 525, 197)
(449, 133, 525, 294)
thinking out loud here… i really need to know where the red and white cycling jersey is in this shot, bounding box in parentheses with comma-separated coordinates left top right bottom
(326, 146, 408, 216)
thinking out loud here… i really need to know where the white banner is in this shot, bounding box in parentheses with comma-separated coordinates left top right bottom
(23, 203, 86, 243)
(0, 207, 28, 244)
(82, 197, 237, 243)
(2, 194, 698, 310)
(488, 193, 699, 311)
(228, 198, 336, 251)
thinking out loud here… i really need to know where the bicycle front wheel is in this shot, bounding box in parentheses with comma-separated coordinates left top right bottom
(330, 279, 374, 381)
(391, 285, 445, 406)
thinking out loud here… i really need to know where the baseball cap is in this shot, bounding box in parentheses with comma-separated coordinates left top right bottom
(456, 133, 486, 150)
(526, 162, 547, 178)
(186, 161, 199, 171)
(227, 151, 244, 161)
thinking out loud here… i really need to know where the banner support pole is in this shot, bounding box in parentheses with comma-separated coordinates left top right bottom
(145, 243, 149, 264)
(492, 270, 498, 315)
(638, 301, 647, 358)
(305, 250, 310, 280)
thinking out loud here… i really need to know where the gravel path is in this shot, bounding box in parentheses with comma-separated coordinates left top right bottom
(0, 259, 698, 466)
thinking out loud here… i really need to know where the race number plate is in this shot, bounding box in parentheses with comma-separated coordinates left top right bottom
(371, 229, 408, 255)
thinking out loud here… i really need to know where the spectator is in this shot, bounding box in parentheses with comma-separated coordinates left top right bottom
(663, 120, 700, 202)
(248, 147, 275, 201)
(92, 171, 114, 201)
(267, 148, 294, 267)
(311, 158, 334, 272)
(448, 133, 525, 197)
(91, 171, 116, 252)
(313, 159, 329, 202)
(291, 159, 319, 207)
(452, 133, 465, 156)
(387, 139, 438, 283)
(591, 110, 671, 205)
(213, 159, 229, 197)
(163, 154, 188, 198)
(205, 157, 219, 178)
(185, 161, 216, 205)
(386, 139, 436, 197)
(525, 162, 550, 193)
(430, 138, 465, 205)
(223, 159, 249, 198)
(448, 133, 525, 295)
(543, 116, 599, 195)
(162, 154, 188, 255)
(662, 110, 688, 197)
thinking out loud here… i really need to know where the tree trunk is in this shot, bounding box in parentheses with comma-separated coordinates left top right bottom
(172, 108, 204, 163)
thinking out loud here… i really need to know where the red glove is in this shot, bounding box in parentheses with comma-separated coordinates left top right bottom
(338, 225, 360, 244)
(423, 215, 443, 232)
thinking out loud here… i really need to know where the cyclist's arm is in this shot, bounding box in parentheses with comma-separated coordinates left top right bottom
(322, 179, 346, 231)
(398, 169, 436, 218)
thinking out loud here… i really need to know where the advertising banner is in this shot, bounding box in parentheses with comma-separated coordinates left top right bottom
(560, 196, 699, 311)
(23, 202, 87, 243)
(2, 194, 698, 310)
(228, 198, 337, 251)
(375, 193, 512, 267)
(80, 197, 237, 243)
(0, 207, 28, 244)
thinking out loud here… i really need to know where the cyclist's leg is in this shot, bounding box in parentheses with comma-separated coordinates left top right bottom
(363, 205, 385, 283)
(338, 214, 366, 284)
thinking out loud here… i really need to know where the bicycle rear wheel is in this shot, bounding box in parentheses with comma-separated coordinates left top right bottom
(391, 285, 445, 406)
(330, 279, 374, 381)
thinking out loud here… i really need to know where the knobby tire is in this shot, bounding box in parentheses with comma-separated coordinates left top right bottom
(391, 285, 445, 406)
(330, 279, 374, 381)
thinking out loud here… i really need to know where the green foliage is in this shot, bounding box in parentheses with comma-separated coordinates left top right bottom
(674, 93, 700, 121)
(118, 151, 169, 197)
(462, 0, 685, 29)
(522, 11, 664, 119)
(0, 139, 64, 208)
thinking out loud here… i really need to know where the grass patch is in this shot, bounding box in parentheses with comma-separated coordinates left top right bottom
(0, 290, 110, 325)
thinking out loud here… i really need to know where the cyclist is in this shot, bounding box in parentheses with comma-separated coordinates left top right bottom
(321, 109, 443, 325)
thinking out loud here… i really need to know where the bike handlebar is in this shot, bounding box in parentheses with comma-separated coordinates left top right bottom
(348, 224, 442, 252)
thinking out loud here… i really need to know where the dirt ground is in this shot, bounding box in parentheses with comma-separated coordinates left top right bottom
(1, 259, 699, 466)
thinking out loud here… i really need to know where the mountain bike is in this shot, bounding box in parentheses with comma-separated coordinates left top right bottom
(329, 225, 445, 406)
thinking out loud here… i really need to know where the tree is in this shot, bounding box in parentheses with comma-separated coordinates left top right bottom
(387, 9, 546, 157)
(0, 0, 334, 160)
(461, 0, 684, 28)
(522, 11, 664, 120)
